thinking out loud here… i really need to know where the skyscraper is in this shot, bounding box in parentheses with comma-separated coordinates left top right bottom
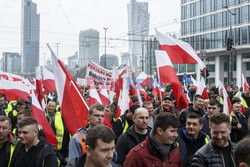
(127, 0, 150, 71)
(79, 29, 99, 67)
(21, 0, 40, 73)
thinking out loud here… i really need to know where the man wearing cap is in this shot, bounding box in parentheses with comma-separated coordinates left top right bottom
(154, 97, 179, 119)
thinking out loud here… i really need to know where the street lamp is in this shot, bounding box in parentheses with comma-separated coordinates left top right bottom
(103, 27, 108, 68)
(223, 6, 236, 87)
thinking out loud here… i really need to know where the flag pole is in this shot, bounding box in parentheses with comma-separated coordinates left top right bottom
(41, 66, 49, 116)
(128, 54, 143, 107)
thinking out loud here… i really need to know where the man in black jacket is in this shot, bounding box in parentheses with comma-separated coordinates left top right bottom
(179, 95, 205, 127)
(116, 107, 150, 166)
(10, 117, 58, 167)
(192, 113, 236, 167)
(176, 113, 210, 167)
(234, 137, 250, 167)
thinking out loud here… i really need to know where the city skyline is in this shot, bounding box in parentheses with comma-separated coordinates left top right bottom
(0, 0, 180, 66)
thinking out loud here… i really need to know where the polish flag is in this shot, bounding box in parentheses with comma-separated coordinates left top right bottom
(196, 77, 209, 99)
(155, 50, 189, 110)
(156, 30, 206, 72)
(114, 65, 133, 118)
(136, 72, 153, 88)
(42, 67, 56, 94)
(0, 71, 23, 82)
(242, 74, 249, 92)
(191, 76, 198, 91)
(0, 79, 30, 101)
(129, 77, 136, 96)
(99, 83, 110, 107)
(31, 90, 58, 148)
(219, 81, 232, 115)
(35, 67, 44, 106)
(88, 84, 102, 107)
(48, 44, 89, 135)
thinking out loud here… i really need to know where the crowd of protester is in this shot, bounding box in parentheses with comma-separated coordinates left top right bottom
(0, 82, 250, 167)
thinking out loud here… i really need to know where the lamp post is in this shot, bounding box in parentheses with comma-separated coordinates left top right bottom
(224, 6, 236, 87)
(104, 27, 108, 68)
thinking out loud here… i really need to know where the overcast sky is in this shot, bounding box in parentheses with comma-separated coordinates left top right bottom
(0, 0, 180, 65)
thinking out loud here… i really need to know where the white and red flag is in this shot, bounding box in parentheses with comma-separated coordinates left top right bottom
(219, 81, 232, 115)
(156, 30, 206, 72)
(242, 74, 249, 92)
(191, 76, 198, 91)
(99, 82, 110, 107)
(0, 79, 30, 101)
(0, 71, 23, 82)
(48, 44, 89, 135)
(42, 67, 56, 94)
(88, 83, 102, 107)
(136, 72, 153, 88)
(31, 90, 58, 148)
(35, 67, 44, 106)
(155, 50, 189, 110)
(196, 77, 209, 99)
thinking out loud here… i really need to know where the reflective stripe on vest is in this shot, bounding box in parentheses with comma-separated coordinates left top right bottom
(77, 132, 86, 154)
(117, 117, 129, 134)
(5, 102, 14, 116)
(229, 115, 232, 125)
(176, 135, 211, 150)
(220, 97, 224, 105)
(8, 144, 15, 167)
(54, 112, 64, 150)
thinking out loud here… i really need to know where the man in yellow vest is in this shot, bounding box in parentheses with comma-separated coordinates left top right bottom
(0, 115, 18, 167)
(0, 94, 17, 128)
(46, 100, 70, 166)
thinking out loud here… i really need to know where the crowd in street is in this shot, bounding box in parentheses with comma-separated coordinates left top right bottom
(0, 83, 250, 167)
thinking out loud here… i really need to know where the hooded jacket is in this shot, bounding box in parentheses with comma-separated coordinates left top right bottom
(10, 137, 58, 167)
(123, 132, 182, 167)
(116, 125, 151, 165)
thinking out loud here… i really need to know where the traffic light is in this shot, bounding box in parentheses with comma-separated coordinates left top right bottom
(201, 69, 210, 78)
(226, 37, 233, 51)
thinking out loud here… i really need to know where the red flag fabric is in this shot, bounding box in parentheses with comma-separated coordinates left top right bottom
(99, 83, 110, 107)
(156, 30, 206, 72)
(0, 79, 30, 101)
(49, 44, 89, 135)
(155, 50, 189, 110)
(242, 74, 249, 92)
(31, 90, 58, 148)
(137, 72, 153, 88)
(42, 67, 56, 94)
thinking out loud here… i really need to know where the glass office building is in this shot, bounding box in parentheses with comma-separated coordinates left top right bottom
(180, 0, 250, 87)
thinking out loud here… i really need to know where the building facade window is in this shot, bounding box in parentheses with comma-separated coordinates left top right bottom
(187, 64, 195, 72)
(195, 35, 200, 50)
(228, 0, 234, 7)
(216, 0, 222, 10)
(235, 28, 241, 45)
(206, 33, 211, 49)
(216, 13, 222, 29)
(205, 15, 211, 30)
(217, 31, 223, 48)
(205, 0, 211, 13)
(200, 17, 204, 32)
(211, 14, 215, 29)
(222, 11, 227, 27)
(242, 26, 248, 44)
(196, 18, 200, 33)
(179, 64, 186, 73)
(235, 8, 240, 25)
(241, 6, 248, 24)
(247, 62, 250, 71)
(207, 64, 215, 72)
(195, 1, 200, 16)
(222, 30, 228, 47)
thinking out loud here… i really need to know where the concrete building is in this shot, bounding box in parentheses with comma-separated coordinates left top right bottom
(2, 52, 21, 73)
(127, 0, 150, 71)
(79, 29, 99, 67)
(180, 0, 250, 87)
(21, 0, 40, 73)
(68, 51, 78, 69)
(100, 54, 119, 69)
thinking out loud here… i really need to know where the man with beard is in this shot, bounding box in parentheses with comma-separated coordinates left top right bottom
(192, 113, 236, 167)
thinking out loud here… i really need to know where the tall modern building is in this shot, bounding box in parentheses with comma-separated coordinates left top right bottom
(180, 0, 250, 87)
(100, 54, 119, 69)
(127, 0, 150, 71)
(21, 0, 40, 73)
(79, 29, 99, 67)
(2, 52, 21, 73)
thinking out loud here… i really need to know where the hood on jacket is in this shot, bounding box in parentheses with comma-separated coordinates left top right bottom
(179, 126, 208, 142)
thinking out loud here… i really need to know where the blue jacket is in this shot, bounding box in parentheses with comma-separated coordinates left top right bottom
(68, 124, 89, 161)
(176, 127, 210, 167)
